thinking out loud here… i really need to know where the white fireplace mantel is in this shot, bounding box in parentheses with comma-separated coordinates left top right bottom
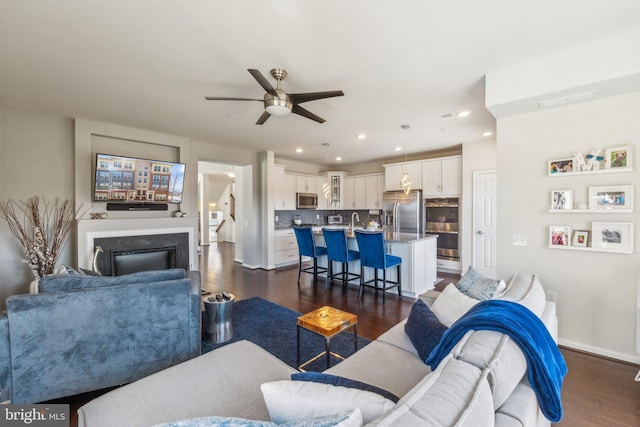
(77, 217, 198, 272)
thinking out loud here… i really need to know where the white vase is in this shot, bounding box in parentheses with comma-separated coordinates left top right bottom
(29, 278, 40, 294)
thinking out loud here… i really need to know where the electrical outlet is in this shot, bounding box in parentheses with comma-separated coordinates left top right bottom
(316, 214, 320, 219)
(275, 215, 278, 222)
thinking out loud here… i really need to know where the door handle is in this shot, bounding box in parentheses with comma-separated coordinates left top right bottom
(477, 230, 484, 235)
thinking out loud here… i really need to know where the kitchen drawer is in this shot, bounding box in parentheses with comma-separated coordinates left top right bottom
(275, 228, 295, 237)
(275, 248, 298, 264)
(276, 235, 297, 251)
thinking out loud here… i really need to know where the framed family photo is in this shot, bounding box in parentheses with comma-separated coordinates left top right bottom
(571, 230, 590, 247)
(549, 225, 571, 247)
(548, 158, 574, 175)
(550, 189, 573, 210)
(591, 222, 634, 253)
(588, 185, 633, 211)
(605, 146, 632, 169)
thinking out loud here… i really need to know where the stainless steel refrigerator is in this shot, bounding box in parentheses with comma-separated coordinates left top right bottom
(382, 190, 424, 233)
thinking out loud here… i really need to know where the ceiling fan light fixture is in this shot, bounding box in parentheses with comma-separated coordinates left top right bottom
(264, 93, 293, 116)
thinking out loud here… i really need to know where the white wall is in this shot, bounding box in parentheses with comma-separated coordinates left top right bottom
(497, 92, 640, 362)
(0, 109, 75, 308)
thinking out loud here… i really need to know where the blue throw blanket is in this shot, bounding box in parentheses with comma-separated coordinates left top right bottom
(425, 300, 567, 422)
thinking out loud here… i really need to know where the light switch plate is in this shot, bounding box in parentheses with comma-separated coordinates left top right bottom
(512, 234, 527, 246)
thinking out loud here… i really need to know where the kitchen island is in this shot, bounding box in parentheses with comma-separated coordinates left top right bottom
(312, 228, 438, 298)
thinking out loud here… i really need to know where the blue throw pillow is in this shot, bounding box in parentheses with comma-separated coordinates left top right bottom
(404, 299, 448, 363)
(291, 372, 399, 403)
(455, 266, 504, 300)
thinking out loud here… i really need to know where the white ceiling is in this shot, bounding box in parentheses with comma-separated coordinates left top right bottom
(2, 1, 640, 166)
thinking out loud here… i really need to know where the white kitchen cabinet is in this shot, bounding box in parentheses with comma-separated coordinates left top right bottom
(273, 168, 303, 210)
(365, 174, 384, 209)
(354, 176, 366, 209)
(275, 228, 299, 266)
(327, 172, 345, 209)
(343, 177, 355, 209)
(384, 162, 422, 191)
(421, 156, 461, 197)
(295, 175, 318, 194)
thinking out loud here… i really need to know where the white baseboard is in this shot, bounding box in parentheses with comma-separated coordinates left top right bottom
(559, 338, 640, 364)
(241, 262, 261, 270)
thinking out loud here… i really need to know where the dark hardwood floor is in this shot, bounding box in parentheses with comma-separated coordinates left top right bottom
(201, 242, 640, 426)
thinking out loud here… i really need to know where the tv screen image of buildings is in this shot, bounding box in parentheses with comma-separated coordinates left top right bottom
(94, 154, 186, 203)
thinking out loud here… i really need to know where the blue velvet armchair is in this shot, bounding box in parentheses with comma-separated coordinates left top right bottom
(0, 268, 201, 404)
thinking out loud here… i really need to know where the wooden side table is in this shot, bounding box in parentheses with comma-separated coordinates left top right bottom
(296, 305, 358, 371)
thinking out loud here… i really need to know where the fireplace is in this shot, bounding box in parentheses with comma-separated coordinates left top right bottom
(76, 217, 197, 274)
(94, 232, 189, 276)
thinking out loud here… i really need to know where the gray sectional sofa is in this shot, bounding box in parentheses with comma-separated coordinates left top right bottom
(0, 269, 201, 404)
(77, 271, 558, 427)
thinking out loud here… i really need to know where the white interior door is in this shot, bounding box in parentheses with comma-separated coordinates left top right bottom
(472, 170, 497, 278)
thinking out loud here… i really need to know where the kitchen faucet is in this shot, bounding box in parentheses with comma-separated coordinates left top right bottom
(351, 212, 360, 231)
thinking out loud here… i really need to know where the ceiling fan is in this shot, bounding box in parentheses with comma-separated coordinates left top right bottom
(205, 68, 344, 125)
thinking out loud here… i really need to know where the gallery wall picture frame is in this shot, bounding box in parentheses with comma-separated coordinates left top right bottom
(549, 225, 571, 247)
(591, 222, 634, 253)
(588, 185, 634, 211)
(605, 145, 632, 169)
(571, 230, 590, 247)
(548, 158, 574, 175)
(550, 189, 573, 210)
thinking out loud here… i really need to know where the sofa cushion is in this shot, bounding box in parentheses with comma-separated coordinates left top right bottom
(261, 380, 395, 424)
(150, 409, 363, 427)
(77, 341, 297, 427)
(324, 340, 431, 398)
(403, 299, 448, 361)
(430, 284, 479, 327)
(367, 355, 494, 427)
(39, 268, 187, 292)
(456, 266, 506, 300)
(497, 272, 546, 317)
(291, 372, 399, 403)
(494, 380, 543, 427)
(449, 330, 527, 409)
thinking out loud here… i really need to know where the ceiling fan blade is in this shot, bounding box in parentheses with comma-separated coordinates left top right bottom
(256, 111, 271, 125)
(292, 105, 326, 124)
(289, 90, 344, 104)
(204, 97, 262, 101)
(248, 69, 277, 96)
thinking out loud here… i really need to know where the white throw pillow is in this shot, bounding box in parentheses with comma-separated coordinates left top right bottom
(430, 283, 480, 327)
(261, 380, 394, 424)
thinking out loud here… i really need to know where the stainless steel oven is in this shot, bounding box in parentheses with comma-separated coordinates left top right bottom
(425, 197, 460, 261)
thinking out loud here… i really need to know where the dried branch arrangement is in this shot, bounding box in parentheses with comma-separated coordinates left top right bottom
(0, 196, 83, 279)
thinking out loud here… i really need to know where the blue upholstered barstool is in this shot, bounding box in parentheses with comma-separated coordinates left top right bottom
(354, 230, 402, 304)
(293, 226, 328, 285)
(321, 228, 360, 294)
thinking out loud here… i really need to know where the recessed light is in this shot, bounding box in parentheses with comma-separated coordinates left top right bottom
(295, 148, 303, 153)
(356, 134, 366, 140)
(482, 131, 493, 137)
(457, 110, 471, 117)
(335, 156, 342, 161)
(394, 147, 402, 151)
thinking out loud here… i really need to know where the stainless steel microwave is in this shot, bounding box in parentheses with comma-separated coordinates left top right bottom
(296, 192, 318, 209)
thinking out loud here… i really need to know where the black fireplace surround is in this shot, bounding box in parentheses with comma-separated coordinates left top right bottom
(94, 233, 189, 276)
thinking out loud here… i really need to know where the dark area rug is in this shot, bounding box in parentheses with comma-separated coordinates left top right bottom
(202, 296, 370, 372)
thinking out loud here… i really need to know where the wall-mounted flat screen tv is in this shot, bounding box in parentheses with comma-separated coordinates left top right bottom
(94, 153, 186, 203)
